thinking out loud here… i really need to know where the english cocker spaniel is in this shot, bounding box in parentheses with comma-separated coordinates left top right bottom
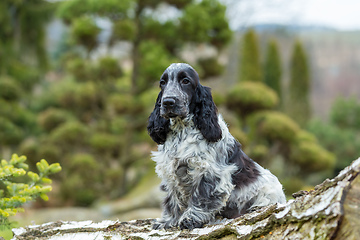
(147, 63, 286, 230)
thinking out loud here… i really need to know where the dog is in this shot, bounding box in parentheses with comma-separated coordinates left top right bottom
(147, 63, 286, 230)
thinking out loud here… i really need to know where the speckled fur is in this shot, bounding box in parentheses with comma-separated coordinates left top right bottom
(148, 63, 286, 230)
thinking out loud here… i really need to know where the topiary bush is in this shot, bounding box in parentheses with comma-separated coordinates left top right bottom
(70, 15, 100, 52)
(111, 19, 136, 43)
(290, 141, 335, 172)
(38, 108, 74, 132)
(95, 56, 123, 81)
(226, 82, 278, 116)
(248, 111, 300, 143)
(50, 121, 88, 146)
(197, 57, 224, 79)
(0, 76, 22, 102)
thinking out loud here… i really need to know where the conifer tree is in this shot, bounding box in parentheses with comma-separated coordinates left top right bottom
(263, 40, 282, 104)
(288, 40, 311, 126)
(239, 28, 262, 82)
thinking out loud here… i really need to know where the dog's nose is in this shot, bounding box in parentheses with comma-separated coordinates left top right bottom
(162, 97, 176, 108)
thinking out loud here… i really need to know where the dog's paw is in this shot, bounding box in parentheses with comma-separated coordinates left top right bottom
(152, 220, 172, 230)
(179, 218, 204, 230)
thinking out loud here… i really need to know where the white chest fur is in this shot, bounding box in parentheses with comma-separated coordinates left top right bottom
(151, 115, 238, 204)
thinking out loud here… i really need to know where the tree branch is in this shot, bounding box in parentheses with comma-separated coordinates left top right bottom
(12, 158, 360, 239)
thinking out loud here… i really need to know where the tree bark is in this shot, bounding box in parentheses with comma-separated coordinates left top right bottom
(12, 157, 360, 240)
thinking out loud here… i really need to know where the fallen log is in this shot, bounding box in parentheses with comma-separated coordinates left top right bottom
(12, 157, 360, 240)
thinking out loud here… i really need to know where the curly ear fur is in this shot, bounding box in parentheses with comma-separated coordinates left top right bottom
(193, 85, 222, 142)
(147, 91, 170, 144)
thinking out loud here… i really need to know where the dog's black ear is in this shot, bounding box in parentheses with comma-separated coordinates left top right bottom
(193, 85, 222, 142)
(147, 91, 170, 144)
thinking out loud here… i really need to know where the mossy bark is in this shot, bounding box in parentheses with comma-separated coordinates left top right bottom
(12, 158, 360, 240)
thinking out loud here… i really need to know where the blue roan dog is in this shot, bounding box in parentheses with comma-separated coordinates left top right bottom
(147, 63, 286, 230)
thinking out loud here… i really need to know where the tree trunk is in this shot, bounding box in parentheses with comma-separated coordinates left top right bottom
(12, 157, 360, 240)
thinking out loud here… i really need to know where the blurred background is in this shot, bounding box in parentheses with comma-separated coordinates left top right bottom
(1, 0, 360, 227)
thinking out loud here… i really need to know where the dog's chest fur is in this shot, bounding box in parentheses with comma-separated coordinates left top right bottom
(151, 116, 237, 205)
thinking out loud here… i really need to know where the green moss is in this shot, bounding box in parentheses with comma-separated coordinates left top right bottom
(226, 82, 278, 115)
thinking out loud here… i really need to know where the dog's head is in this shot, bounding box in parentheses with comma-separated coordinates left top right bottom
(147, 63, 222, 144)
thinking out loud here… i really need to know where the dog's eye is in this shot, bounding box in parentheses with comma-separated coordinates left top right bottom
(181, 78, 190, 85)
(160, 79, 166, 86)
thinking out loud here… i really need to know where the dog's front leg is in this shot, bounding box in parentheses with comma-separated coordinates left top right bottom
(178, 176, 232, 230)
(153, 191, 184, 229)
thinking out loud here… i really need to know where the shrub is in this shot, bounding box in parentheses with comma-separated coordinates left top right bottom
(66, 57, 93, 82)
(248, 111, 300, 142)
(95, 57, 123, 81)
(0, 76, 22, 102)
(0, 154, 61, 224)
(89, 132, 121, 154)
(197, 57, 224, 78)
(226, 82, 278, 116)
(290, 141, 335, 172)
(330, 96, 360, 129)
(38, 108, 74, 132)
(0, 117, 23, 145)
(111, 19, 136, 42)
(108, 94, 136, 114)
(70, 16, 100, 52)
(307, 119, 360, 172)
(50, 121, 88, 145)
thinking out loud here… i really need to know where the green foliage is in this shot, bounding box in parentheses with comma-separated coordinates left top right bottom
(50, 121, 88, 146)
(330, 96, 360, 129)
(0, 154, 61, 223)
(226, 82, 278, 116)
(288, 40, 311, 126)
(0, 117, 23, 145)
(248, 111, 300, 143)
(290, 141, 335, 172)
(95, 56, 124, 81)
(138, 40, 178, 92)
(197, 57, 224, 79)
(179, 0, 231, 48)
(263, 40, 282, 103)
(0, 76, 22, 102)
(111, 19, 136, 43)
(239, 29, 262, 82)
(307, 119, 360, 172)
(66, 57, 94, 82)
(57, 0, 132, 22)
(38, 108, 74, 132)
(70, 16, 100, 52)
(89, 133, 121, 153)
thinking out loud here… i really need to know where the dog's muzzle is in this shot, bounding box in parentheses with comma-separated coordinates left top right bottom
(161, 97, 185, 119)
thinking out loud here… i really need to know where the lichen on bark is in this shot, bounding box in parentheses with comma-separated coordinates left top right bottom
(12, 158, 360, 240)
